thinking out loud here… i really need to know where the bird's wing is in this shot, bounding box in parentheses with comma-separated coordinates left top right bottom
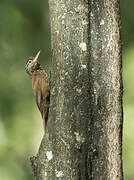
(32, 74, 43, 113)
(32, 73, 50, 130)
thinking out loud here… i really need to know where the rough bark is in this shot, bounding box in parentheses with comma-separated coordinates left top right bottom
(89, 0, 123, 179)
(30, 0, 123, 180)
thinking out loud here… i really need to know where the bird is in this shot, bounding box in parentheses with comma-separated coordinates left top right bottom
(25, 51, 50, 131)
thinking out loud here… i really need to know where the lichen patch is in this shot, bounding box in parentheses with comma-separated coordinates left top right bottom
(46, 151, 53, 161)
(56, 170, 63, 177)
(79, 42, 87, 51)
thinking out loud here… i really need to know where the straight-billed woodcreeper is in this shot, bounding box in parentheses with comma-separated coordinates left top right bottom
(25, 51, 50, 131)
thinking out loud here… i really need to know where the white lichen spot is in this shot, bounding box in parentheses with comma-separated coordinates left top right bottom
(65, 71, 68, 76)
(75, 4, 84, 12)
(76, 88, 82, 94)
(93, 81, 100, 105)
(90, 12, 93, 17)
(94, 81, 100, 92)
(55, 30, 59, 34)
(79, 42, 87, 51)
(82, 20, 88, 25)
(107, 35, 113, 49)
(45, 172, 47, 176)
(91, 29, 94, 34)
(100, 19, 104, 25)
(61, 13, 66, 25)
(61, 13, 66, 19)
(81, 64, 86, 69)
(74, 132, 85, 143)
(71, 112, 74, 117)
(61, 20, 65, 24)
(46, 151, 53, 161)
(56, 171, 63, 177)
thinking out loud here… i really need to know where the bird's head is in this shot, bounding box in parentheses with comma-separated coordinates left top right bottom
(25, 51, 41, 76)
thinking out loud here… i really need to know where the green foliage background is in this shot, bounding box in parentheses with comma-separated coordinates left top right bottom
(0, 0, 133, 179)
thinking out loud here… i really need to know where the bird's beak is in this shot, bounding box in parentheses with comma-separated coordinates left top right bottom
(33, 51, 41, 63)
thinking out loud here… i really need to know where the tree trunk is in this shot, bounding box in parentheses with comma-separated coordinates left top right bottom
(30, 0, 123, 179)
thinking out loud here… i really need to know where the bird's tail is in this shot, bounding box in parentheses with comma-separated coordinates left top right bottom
(42, 107, 49, 132)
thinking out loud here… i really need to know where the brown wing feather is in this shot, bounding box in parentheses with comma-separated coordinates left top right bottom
(32, 73, 50, 130)
(32, 75, 42, 111)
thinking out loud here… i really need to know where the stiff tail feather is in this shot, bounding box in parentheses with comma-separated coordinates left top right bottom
(42, 107, 49, 131)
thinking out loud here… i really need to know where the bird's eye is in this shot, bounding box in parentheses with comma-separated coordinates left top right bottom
(28, 60, 32, 63)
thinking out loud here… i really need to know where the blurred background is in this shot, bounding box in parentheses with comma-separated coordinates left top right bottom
(0, 0, 133, 179)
